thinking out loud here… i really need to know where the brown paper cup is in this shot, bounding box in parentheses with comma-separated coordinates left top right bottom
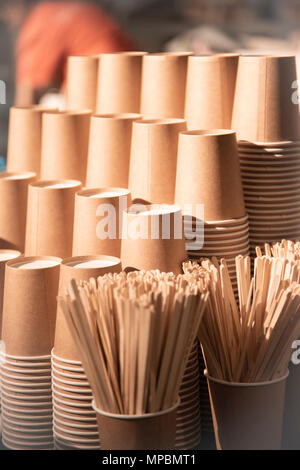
(0, 250, 21, 337)
(25, 180, 82, 259)
(66, 56, 99, 112)
(72, 188, 131, 257)
(96, 52, 146, 114)
(232, 55, 300, 142)
(1, 256, 61, 356)
(54, 255, 121, 361)
(41, 111, 91, 182)
(205, 371, 288, 450)
(185, 54, 239, 130)
(86, 113, 141, 188)
(7, 107, 56, 176)
(175, 130, 245, 221)
(141, 52, 191, 119)
(0, 172, 36, 251)
(93, 399, 178, 450)
(129, 119, 186, 204)
(121, 204, 187, 274)
(282, 362, 300, 449)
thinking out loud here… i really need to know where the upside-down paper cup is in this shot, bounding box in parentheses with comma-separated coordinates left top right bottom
(66, 56, 99, 112)
(141, 52, 191, 119)
(185, 54, 239, 130)
(96, 52, 146, 114)
(232, 55, 300, 142)
(0, 172, 36, 251)
(7, 106, 56, 176)
(129, 119, 186, 204)
(175, 130, 245, 221)
(86, 114, 140, 188)
(25, 180, 82, 259)
(41, 111, 91, 182)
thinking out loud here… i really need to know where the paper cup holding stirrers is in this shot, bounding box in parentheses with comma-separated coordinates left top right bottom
(0, 172, 36, 252)
(52, 256, 121, 450)
(25, 180, 82, 259)
(66, 56, 99, 112)
(96, 52, 146, 114)
(1, 256, 61, 450)
(129, 118, 186, 204)
(140, 52, 191, 119)
(7, 107, 57, 176)
(184, 250, 300, 450)
(72, 188, 131, 258)
(40, 111, 91, 182)
(86, 114, 141, 189)
(58, 270, 209, 449)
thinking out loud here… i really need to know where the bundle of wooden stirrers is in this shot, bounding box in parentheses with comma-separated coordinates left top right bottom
(259, 239, 300, 262)
(183, 252, 300, 383)
(58, 270, 209, 415)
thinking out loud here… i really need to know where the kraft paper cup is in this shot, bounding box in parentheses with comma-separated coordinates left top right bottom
(129, 119, 186, 204)
(66, 56, 99, 112)
(86, 113, 141, 188)
(41, 111, 91, 182)
(121, 204, 187, 274)
(72, 188, 131, 257)
(232, 55, 300, 142)
(96, 52, 146, 114)
(1, 256, 61, 356)
(0, 172, 36, 251)
(7, 107, 56, 175)
(93, 399, 179, 450)
(141, 52, 191, 119)
(185, 54, 239, 130)
(282, 362, 300, 449)
(54, 255, 121, 361)
(175, 130, 245, 221)
(0, 250, 21, 336)
(205, 370, 288, 450)
(25, 180, 81, 258)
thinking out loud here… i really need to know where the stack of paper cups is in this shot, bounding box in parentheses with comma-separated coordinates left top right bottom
(141, 52, 191, 119)
(25, 180, 82, 259)
(66, 56, 99, 112)
(175, 130, 248, 291)
(96, 52, 145, 114)
(41, 111, 91, 182)
(129, 119, 186, 204)
(176, 340, 202, 450)
(53, 256, 121, 449)
(232, 55, 300, 255)
(7, 107, 56, 176)
(121, 204, 187, 275)
(0, 251, 21, 427)
(1, 256, 61, 450)
(72, 188, 131, 258)
(185, 54, 239, 130)
(0, 172, 36, 252)
(86, 114, 140, 188)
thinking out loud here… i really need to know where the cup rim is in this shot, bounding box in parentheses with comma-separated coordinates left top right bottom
(204, 369, 289, 387)
(51, 350, 81, 365)
(92, 398, 180, 420)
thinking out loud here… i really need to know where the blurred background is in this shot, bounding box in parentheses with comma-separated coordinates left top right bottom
(1, 0, 300, 158)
